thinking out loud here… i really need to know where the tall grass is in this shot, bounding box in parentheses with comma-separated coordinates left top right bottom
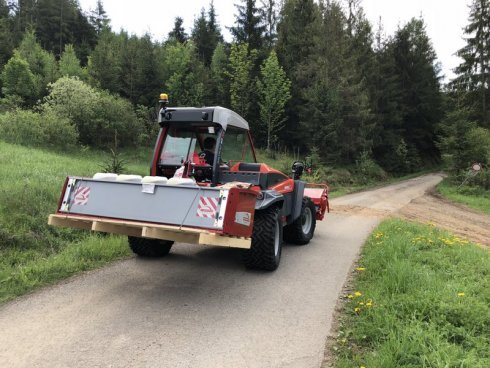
(0, 142, 150, 302)
(334, 219, 489, 368)
(437, 179, 490, 214)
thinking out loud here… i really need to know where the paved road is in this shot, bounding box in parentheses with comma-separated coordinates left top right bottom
(0, 174, 443, 368)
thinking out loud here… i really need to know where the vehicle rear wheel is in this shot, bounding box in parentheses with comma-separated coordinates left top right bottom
(284, 197, 316, 245)
(128, 236, 174, 257)
(244, 206, 282, 271)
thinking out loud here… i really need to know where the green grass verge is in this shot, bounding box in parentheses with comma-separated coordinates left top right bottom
(334, 219, 489, 368)
(437, 179, 490, 214)
(0, 142, 148, 303)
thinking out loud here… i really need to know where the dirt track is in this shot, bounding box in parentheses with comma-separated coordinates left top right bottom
(0, 173, 487, 368)
(334, 178, 490, 248)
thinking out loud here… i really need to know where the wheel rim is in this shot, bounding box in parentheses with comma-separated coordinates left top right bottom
(301, 207, 313, 235)
(274, 221, 280, 256)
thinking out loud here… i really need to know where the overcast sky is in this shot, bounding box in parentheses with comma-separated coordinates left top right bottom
(79, 0, 472, 81)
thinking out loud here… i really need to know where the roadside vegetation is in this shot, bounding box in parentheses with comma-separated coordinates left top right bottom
(437, 179, 490, 215)
(0, 142, 149, 303)
(333, 219, 489, 368)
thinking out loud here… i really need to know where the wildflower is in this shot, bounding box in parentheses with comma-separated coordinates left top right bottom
(340, 338, 347, 344)
(356, 267, 366, 272)
(354, 307, 361, 313)
(347, 294, 354, 299)
(359, 302, 365, 306)
(457, 292, 465, 297)
(366, 301, 373, 307)
(354, 291, 362, 297)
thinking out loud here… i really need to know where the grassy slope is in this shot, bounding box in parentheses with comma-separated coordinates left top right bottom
(334, 219, 489, 368)
(437, 179, 490, 214)
(0, 142, 152, 303)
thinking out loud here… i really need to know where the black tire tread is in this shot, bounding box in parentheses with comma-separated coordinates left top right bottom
(128, 236, 173, 258)
(284, 197, 316, 245)
(244, 206, 282, 271)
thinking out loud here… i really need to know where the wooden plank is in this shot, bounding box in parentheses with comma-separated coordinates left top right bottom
(142, 227, 199, 244)
(49, 214, 251, 249)
(199, 233, 251, 249)
(92, 221, 142, 237)
(48, 215, 92, 231)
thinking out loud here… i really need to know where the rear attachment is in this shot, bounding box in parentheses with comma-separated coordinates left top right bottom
(49, 177, 257, 249)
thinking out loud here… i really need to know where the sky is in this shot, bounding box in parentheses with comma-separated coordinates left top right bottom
(78, 0, 473, 81)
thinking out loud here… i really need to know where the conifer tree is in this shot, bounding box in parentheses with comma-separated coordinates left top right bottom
(392, 18, 443, 163)
(230, 0, 266, 52)
(88, 30, 122, 93)
(452, 0, 490, 127)
(168, 17, 188, 44)
(59, 44, 87, 80)
(210, 43, 229, 106)
(1, 52, 37, 102)
(89, 0, 111, 35)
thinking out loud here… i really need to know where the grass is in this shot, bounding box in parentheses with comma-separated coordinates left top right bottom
(0, 141, 151, 303)
(437, 179, 490, 214)
(333, 219, 490, 368)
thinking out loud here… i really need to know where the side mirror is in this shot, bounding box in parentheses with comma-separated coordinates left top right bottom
(291, 161, 305, 180)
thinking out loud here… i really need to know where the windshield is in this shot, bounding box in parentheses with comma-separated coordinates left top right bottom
(159, 126, 217, 166)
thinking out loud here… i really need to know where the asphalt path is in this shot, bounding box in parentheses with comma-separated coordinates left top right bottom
(0, 174, 443, 368)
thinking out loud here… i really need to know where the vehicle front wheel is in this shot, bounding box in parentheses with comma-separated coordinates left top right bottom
(244, 206, 282, 271)
(128, 236, 174, 257)
(284, 197, 316, 245)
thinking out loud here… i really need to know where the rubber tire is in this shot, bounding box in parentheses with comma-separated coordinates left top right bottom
(128, 236, 174, 258)
(244, 206, 282, 271)
(284, 197, 316, 245)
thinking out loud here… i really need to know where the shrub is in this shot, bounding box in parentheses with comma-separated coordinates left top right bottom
(0, 108, 77, 149)
(355, 151, 388, 184)
(42, 77, 143, 148)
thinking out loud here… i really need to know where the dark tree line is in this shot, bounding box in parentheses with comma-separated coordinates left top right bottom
(1, 0, 488, 177)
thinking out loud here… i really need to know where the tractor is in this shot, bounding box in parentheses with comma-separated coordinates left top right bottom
(49, 94, 329, 271)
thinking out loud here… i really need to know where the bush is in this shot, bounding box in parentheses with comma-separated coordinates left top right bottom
(42, 77, 143, 148)
(0, 109, 77, 149)
(355, 151, 388, 184)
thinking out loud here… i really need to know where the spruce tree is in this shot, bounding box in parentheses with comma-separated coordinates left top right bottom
(452, 0, 490, 128)
(230, 0, 266, 52)
(192, 9, 214, 66)
(89, 0, 110, 35)
(0, 0, 14, 67)
(392, 18, 443, 164)
(59, 44, 87, 80)
(1, 52, 37, 102)
(168, 17, 188, 44)
(210, 43, 229, 106)
(88, 30, 122, 93)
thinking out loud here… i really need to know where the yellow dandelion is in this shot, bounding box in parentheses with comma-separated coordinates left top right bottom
(347, 294, 354, 299)
(354, 307, 361, 313)
(356, 267, 366, 272)
(354, 291, 362, 297)
(457, 292, 465, 297)
(366, 302, 373, 307)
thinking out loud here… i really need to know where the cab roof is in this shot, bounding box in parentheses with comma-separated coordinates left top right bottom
(159, 106, 249, 131)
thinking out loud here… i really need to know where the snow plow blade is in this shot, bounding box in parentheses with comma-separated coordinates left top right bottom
(48, 177, 257, 249)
